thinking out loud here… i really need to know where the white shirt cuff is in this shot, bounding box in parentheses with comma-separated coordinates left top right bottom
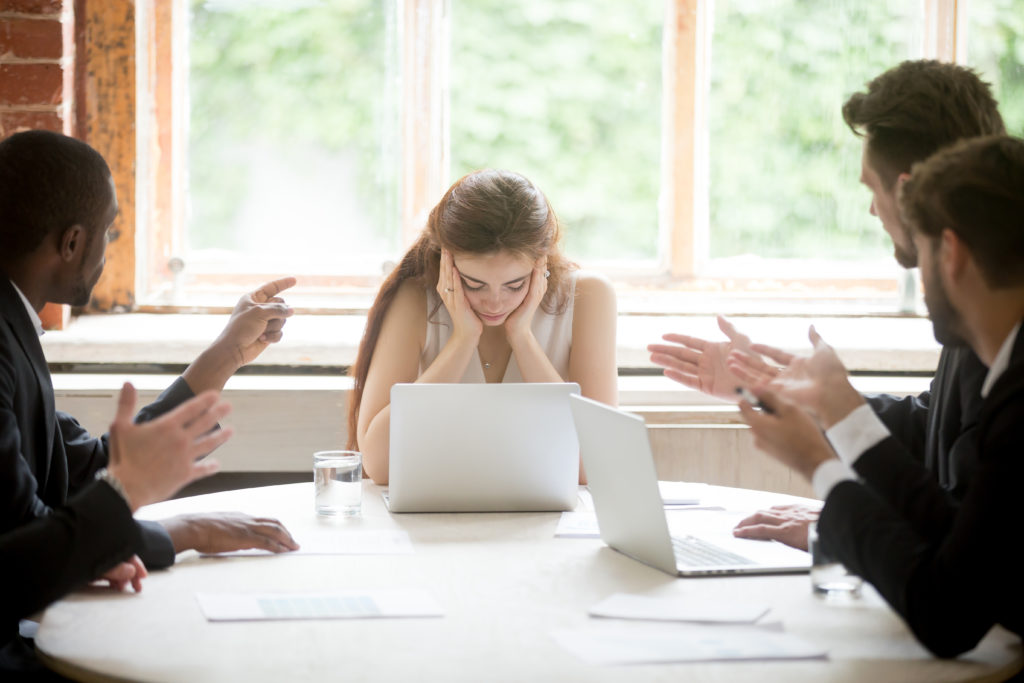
(825, 403, 890, 467)
(812, 459, 858, 500)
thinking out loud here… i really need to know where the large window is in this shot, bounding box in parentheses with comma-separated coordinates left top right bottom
(126, 0, 1022, 310)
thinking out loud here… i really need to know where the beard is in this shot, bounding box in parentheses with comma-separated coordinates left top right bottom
(893, 242, 918, 270)
(923, 264, 967, 347)
(69, 262, 103, 307)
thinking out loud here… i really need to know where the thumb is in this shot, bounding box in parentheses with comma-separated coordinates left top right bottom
(808, 325, 826, 349)
(115, 382, 137, 424)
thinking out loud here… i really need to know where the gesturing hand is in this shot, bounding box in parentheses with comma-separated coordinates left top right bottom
(504, 258, 548, 344)
(437, 249, 482, 343)
(648, 316, 774, 401)
(737, 388, 837, 481)
(215, 277, 297, 369)
(107, 383, 231, 511)
(728, 325, 864, 428)
(161, 512, 300, 554)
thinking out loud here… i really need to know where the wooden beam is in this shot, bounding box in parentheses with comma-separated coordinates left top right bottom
(74, 0, 135, 311)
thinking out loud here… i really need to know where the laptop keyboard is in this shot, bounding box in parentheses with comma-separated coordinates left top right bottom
(671, 535, 756, 568)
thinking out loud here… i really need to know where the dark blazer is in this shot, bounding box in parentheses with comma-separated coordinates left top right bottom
(866, 343, 987, 499)
(819, 323, 1024, 658)
(0, 480, 140, 665)
(0, 277, 193, 570)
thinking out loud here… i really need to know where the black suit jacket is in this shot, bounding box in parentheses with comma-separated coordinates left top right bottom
(0, 480, 141, 665)
(866, 343, 987, 499)
(819, 324, 1024, 658)
(0, 277, 193, 570)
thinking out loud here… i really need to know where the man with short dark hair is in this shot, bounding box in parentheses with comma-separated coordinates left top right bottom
(648, 60, 1005, 547)
(735, 134, 1024, 658)
(0, 130, 300, 669)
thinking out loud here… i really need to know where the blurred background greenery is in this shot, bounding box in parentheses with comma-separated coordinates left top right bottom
(187, 0, 1023, 271)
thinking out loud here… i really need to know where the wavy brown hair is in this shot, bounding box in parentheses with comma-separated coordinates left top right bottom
(346, 169, 575, 448)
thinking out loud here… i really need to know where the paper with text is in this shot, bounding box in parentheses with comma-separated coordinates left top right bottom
(589, 593, 770, 624)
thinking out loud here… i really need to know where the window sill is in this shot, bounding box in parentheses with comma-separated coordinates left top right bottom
(41, 311, 941, 374)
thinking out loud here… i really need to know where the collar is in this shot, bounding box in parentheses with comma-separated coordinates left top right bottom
(9, 280, 44, 337)
(980, 321, 1021, 398)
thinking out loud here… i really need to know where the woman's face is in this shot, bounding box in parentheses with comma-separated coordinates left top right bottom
(451, 250, 535, 326)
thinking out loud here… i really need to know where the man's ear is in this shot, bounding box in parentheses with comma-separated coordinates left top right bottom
(940, 228, 968, 282)
(59, 224, 86, 263)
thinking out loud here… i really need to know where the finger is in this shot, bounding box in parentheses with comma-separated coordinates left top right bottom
(718, 316, 752, 346)
(732, 523, 787, 542)
(191, 426, 234, 458)
(659, 333, 706, 351)
(751, 387, 784, 415)
(263, 318, 285, 334)
(648, 344, 701, 365)
(649, 351, 698, 373)
(726, 357, 774, 387)
(808, 325, 831, 351)
(183, 400, 232, 439)
(243, 302, 294, 321)
(114, 382, 138, 425)
(662, 368, 702, 390)
(257, 521, 300, 551)
(162, 391, 221, 431)
(259, 331, 284, 344)
(252, 277, 297, 302)
(185, 458, 222, 486)
(749, 343, 794, 367)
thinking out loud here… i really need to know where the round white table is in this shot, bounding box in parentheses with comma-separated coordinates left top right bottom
(34, 482, 1023, 682)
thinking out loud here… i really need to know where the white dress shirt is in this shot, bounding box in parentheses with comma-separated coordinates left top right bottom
(812, 322, 1021, 499)
(9, 280, 44, 337)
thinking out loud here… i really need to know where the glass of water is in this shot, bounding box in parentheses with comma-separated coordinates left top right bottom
(808, 521, 862, 596)
(313, 450, 362, 516)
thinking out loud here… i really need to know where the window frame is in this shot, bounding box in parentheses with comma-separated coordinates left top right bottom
(86, 0, 964, 313)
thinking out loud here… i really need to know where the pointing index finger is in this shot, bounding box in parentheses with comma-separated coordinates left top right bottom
(252, 277, 297, 303)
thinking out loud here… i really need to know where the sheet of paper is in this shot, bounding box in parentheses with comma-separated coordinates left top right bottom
(589, 593, 770, 624)
(552, 623, 827, 665)
(555, 511, 600, 538)
(202, 528, 414, 557)
(658, 481, 708, 505)
(195, 589, 442, 621)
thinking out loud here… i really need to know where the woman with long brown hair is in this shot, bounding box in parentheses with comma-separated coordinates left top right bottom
(349, 169, 618, 484)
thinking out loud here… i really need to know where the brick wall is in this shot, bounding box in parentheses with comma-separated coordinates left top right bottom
(1, 0, 73, 328)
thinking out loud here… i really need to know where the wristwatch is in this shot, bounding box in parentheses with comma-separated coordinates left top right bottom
(95, 467, 131, 507)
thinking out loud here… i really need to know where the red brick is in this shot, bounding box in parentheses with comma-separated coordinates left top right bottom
(0, 18, 62, 59)
(0, 109, 62, 136)
(0, 0, 63, 15)
(0, 62, 62, 104)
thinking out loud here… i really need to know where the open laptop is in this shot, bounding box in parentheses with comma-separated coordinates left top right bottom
(569, 394, 810, 576)
(386, 383, 580, 512)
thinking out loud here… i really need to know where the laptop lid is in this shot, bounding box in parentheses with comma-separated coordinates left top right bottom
(569, 394, 810, 576)
(387, 383, 580, 512)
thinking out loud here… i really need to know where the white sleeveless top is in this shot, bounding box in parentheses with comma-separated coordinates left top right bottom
(420, 271, 577, 383)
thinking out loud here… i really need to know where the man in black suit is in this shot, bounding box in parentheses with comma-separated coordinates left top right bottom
(0, 131, 299, 669)
(647, 60, 1004, 548)
(735, 134, 1024, 657)
(1, 383, 231, 678)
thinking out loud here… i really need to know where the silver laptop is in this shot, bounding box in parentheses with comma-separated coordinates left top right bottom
(569, 395, 810, 576)
(386, 383, 581, 512)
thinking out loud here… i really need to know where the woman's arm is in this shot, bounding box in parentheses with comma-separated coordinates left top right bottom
(568, 272, 619, 482)
(357, 282, 480, 484)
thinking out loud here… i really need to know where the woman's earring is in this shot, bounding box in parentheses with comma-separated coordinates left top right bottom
(544, 270, 550, 279)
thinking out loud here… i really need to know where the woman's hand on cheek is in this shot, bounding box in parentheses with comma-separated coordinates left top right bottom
(504, 259, 548, 344)
(438, 249, 483, 343)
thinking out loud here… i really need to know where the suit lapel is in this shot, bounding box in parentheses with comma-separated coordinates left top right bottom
(0, 280, 57, 474)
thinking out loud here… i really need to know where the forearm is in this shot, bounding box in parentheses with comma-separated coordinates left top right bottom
(181, 343, 239, 395)
(359, 405, 392, 484)
(416, 334, 477, 383)
(510, 333, 563, 383)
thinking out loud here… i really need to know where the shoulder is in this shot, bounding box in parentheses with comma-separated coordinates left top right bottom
(572, 271, 616, 309)
(379, 280, 428, 339)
